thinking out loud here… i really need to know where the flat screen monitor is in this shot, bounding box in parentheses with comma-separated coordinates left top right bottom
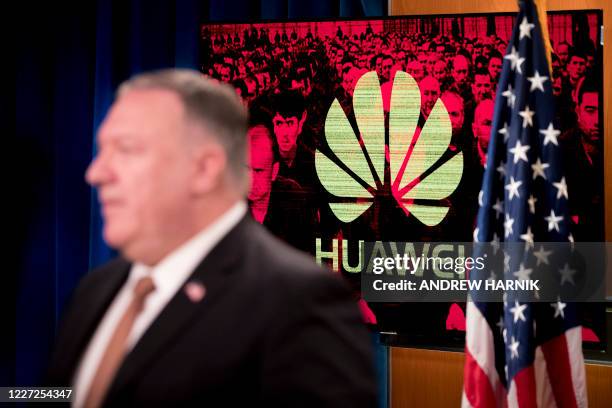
(200, 10, 605, 347)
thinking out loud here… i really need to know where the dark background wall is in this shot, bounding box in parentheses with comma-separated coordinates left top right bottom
(9, 0, 386, 390)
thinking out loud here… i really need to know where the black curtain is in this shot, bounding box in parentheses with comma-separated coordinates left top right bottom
(10, 0, 387, 395)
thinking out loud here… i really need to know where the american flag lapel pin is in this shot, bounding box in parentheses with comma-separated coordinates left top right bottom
(184, 281, 206, 303)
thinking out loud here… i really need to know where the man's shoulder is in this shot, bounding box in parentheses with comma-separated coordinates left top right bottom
(238, 220, 348, 296)
(74, 257, 131, 297)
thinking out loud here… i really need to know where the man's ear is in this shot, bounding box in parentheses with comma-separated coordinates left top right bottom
(272, 161, 279, 182)
(192, 145, 227, 195)
(298, 111, 308, 133)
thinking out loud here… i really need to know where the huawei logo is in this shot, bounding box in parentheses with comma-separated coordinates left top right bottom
(316, 71, 463, 226)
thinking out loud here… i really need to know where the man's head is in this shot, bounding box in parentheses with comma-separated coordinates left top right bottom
(420, 76, 440, 118)
(472, 69, 493, 104)
(567, 52, 587, 82)
(472, 99, 495, 163)
(425, 54, 438, 75)
(576, 79, 599, 143)
(247, 115, 279, 204)
(556, 42, 570, 65)
(406, 60, 425, 82)
(219, 63, 233, 82)
(271, 91, 307, 162)
(432, 59, 447, 83)
(452, 54, 470, 86)
(441, 91, 465, 136)
(86, 69, 248, 265)
(487, 51, 503, 82)
(381, 55, 394, 82)
(342, 66, 361, 95)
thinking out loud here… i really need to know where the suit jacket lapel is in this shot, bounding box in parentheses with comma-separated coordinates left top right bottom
(56, 259, 131, 384)
(105, 215, 252, 399)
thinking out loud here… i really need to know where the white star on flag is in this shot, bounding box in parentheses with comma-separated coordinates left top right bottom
(551, 297, 567, 319)
(553, 177, 569, 199)
(502, 84, 516, 108)
(497, 317, 504, 333)
(498, 122, 510, 142)
(491, 233, 500, 254)
(513, 262, 533, 281)
(519, 106, 535, 128)
(533, 245, 552, 266)
(520, 227, 534, 249)
(531, 158, 549, 180)
(519, 17, 535, 39)
(510, 140, 530, 163)
(510, 300, 528, 323)
(497, 161, 507, 179)
(540, 122, 560, 146)
(509, 336, 521, 359)
(505, 176, 523, 200)
(527, 70, 548, 92)
(527, 195, 537, 214)
(504, 46, 525, 73)
(545, 209, 563, 232)
(493, 198, 504, 218)
(559, 263, 576, 285)
(504, 214, 515, 238)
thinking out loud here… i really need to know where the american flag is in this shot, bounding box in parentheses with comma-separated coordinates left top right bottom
(462, 0, 587, 407)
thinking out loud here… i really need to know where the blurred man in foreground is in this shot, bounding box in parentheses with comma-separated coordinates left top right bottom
(46, 69, 377, 407)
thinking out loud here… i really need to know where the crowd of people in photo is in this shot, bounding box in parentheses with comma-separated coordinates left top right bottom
(201, 17, 603, 335)
(201, 19, 602, 247)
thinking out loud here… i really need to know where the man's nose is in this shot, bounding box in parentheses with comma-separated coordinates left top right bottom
(85, 154, 112, 187)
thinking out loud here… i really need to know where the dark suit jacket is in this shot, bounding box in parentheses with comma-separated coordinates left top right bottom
(46, 215, 377, 407)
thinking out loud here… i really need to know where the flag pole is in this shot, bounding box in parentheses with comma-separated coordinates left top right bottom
(533, 0, 553, 74)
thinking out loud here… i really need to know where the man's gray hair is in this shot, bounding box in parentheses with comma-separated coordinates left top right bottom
(118, 69, 249, 191)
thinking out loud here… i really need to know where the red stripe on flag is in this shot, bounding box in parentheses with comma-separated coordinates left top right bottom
(513, 365, 537, 408)
(541, 335, 579, 408)
(463, 348, 498, 408)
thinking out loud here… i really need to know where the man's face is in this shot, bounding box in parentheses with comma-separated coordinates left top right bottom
(488, 57, 502, 81)
(86, 89, 196, 261)
(557, 44, 569, 65)
(273, 113, 303, 159)
(381, 58, 393, 81)
(375, 57, 383, 77)
(420, 77, 440, 117)
(433, 60, 447, 82)
(220, 66, 232, 82)
(472, 74, 492, 103)
(442, 95, 464, 135)
(401, 37, 411, 51)
(452, 56, 469, 86)
(552, 75, 562, 97)
(357, 55, 368, 69)
(291, 78, 311, 98)
(342, 68, 360, 95)
(472, 102, 494, 151)
(576, 92, 599, 142)
(426, 55, 437, 75)
(248, 125, 277, 202)
(586, 54, 595, 70)
(567, 56, 586, 81)
(336, 49, 345, 63)
(406, 61, 424, 82)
